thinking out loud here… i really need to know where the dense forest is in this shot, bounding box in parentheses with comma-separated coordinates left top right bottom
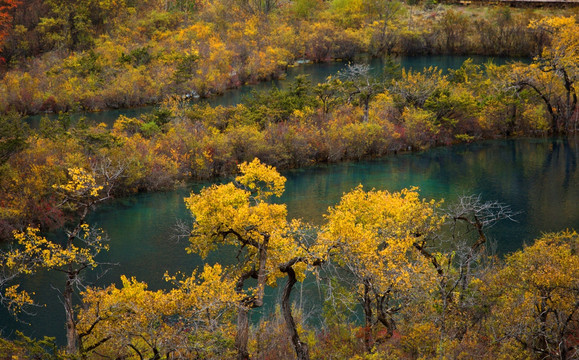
(0, 0, 578, 359)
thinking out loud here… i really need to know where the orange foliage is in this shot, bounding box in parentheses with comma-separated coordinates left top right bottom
(0, 0, 19, 58)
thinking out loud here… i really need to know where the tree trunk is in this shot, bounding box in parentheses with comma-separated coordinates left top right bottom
(236, 304, 250, 360)
(362, 281, 373, 352)
(280, 263, 309, 360)
(234, 269, 257, 360)
(65, 269, 78, 354)
(363, 100, 370, 123)
(376, 294, 395, 339)
(233, 234, 270, 360)
(254, 235, 269, 308)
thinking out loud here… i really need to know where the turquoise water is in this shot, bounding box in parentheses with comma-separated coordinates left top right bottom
(1, 137, 577, 343)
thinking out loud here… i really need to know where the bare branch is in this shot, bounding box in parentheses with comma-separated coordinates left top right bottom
(444, 194, 519, 229)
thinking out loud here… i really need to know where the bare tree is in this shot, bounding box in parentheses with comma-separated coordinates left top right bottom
(339, 64, 384, 123)
(413, 194, 519, 355)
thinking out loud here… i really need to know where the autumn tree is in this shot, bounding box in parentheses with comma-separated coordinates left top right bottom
(0, 249, 33, 315)
(76, 264, 241, 359)
(321, 186, 444, 352)
(7, 223, 108, 354)
(511, 17, 578, 133)
(2, 166, 122, 355)
(38, 0, 127, 50)
(488, 230, 579, 359)
(185, 158, 305, 360)
(0, 0, 20, 58)
(391, 66, 448, 109)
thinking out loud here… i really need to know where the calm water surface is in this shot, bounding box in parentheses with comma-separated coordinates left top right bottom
(1, 137, 577, 343)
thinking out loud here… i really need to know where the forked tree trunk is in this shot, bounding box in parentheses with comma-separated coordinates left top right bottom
(280, 263, 309, 360)
(235, 236, 269, 360)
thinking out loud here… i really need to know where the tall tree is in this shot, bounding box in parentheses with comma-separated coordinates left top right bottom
(0, 0, 19, 59)
(185, 158, 305, 360)
(2, 165, 122, 354)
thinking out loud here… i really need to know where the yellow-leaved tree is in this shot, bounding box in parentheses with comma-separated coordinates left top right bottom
(76, 264, 241, 359)
(488, 230, 579, 359)
(320, 186, 444, 352)
(1, 167, 116, 355)
(511, 16, 578, 133)
(185, 158, 311, 360)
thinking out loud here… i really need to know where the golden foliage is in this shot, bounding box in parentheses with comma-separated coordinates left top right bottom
(78, 264, 240, 358)
(322, 186, 443, 293)
(185, 158, 302, 288)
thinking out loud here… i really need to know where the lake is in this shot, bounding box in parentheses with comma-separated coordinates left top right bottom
(1, 136, 578, 344)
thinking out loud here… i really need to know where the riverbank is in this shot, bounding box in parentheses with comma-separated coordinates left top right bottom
(1, 7, 578, 239)
(2, 137, 578, 339)
(1, 137, 578, 359)
(0, 1, 575, 115)
(0, 50, 572, 240)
